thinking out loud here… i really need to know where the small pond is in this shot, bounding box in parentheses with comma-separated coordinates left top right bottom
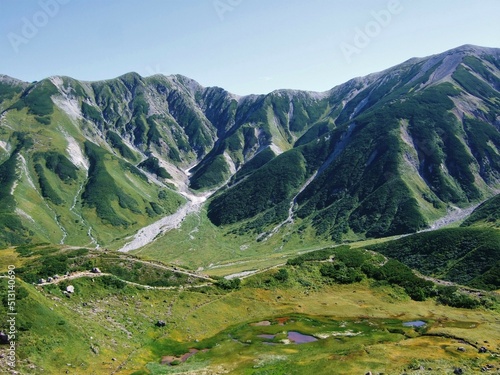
(403, 320, 426, 327)
(288, 331, 318, 344)
(257, 334, 276, 340)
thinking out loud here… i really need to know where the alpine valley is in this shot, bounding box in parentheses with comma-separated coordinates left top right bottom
(0, 45, 500, 375)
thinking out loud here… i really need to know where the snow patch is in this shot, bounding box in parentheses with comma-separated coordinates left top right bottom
(118, 201, 197, 252)
(65, 135, 88, 170)
(118, 157, 215, 252)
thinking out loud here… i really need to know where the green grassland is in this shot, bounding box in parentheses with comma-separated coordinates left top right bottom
(1, 244, 500, 374)
(130, 205, 333, 273)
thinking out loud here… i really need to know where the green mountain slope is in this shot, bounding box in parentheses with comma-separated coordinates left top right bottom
(461, 193, 500, 227)
(369, 227, 500, 290)
(0, 45, 499, 248)
(207, 45, 500, 241)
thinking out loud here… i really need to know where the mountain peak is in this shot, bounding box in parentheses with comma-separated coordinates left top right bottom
(449, 44, 500, 55)
(165, 74, 204, 94)
(0, 74, 28, 86)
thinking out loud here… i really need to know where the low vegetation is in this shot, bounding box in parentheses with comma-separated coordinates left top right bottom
(138, 156, 172, 179)
(462, 193, 500, 227)
(1, 243, 499, 375)
(369, 227, 500, 290)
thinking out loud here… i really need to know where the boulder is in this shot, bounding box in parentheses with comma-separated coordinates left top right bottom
(454, 368, 463, 375)
(66, 285, 75, 294)
(91, 267, 101, 274)
(156, 320, 166, 327)
(457, 347, 466, 352)
(479, 346, 488, 353)
(0, 331, 9, 344)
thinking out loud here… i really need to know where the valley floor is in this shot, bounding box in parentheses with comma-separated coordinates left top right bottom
(1, 268, 499, 375)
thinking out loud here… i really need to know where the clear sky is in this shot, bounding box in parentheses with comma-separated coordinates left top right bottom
(1, 0, 499, 95)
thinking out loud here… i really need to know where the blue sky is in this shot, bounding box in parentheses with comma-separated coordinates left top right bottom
(1, 0, 499, 95)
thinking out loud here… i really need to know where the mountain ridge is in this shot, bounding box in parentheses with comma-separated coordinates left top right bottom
(0, 44, 499, 248)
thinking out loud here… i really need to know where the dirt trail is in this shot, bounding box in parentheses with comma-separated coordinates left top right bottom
(37, 264, 213, 290)
(121, 257, 214, 281)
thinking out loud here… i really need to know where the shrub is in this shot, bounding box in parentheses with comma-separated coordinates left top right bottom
(274, 269, 289, 282)
(215, 278, 241, 290)
(320, 263, 363, 284)
(138, 157, 171, 179)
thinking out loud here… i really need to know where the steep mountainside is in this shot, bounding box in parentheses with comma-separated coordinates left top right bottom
(0, 45, 499, 247)
(369, 227, 500, 291)
(208, 45, 500, 240)
(461, 193, 500, 227)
